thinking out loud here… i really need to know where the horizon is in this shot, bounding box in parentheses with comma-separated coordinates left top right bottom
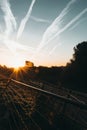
(0, 0, 87, 67)
(0, 59, 66, 68)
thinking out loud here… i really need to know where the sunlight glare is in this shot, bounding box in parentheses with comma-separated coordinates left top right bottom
(11, 58, 25, 69)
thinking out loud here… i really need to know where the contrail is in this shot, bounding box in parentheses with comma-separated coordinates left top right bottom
(0, 0, 35, 56)
(48, 43, 61, 56)
(52, 0, 77, 25)
(0, 0, 17, 37)
(30, 16, 50, 23)
(0, 33, 35, 56)
(43, 8, 87, 51)
(68, 20, 82, 30)
(37, 0, 77, 51)
(17, 0, 36, 39)
(68, 17, 87, 31)
(52, 8, 87, 40)
(3, 37, 35, 55)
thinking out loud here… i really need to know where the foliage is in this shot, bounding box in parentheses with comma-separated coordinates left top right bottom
(62, 41, 87, 92)
(0, 41, 87, 92)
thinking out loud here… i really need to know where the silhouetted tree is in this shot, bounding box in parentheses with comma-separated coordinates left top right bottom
(36, 66, 63, 85)
(61, 41, 87, 92)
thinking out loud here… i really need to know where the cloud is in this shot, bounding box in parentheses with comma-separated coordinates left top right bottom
(0, 0, 17, 37)
(0, 0, 35, 57)
(48, 43, 61, 56)
(17, 0, 36, 39)
(68, 17, 87, 31)
(37, 0, 77, 51)
(30, 15, 50, 23)
(6, 40, 35, 54)
(54, 8, 87, 37)
(0, 25, 3, 33)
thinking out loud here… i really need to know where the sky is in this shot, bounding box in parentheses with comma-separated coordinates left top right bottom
(0, 0, 87, 67)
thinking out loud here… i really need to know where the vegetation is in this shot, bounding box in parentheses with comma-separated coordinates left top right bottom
(61, 41, 87, 92)
(0, 41, 87, 92)
(0, 41, 87, 130)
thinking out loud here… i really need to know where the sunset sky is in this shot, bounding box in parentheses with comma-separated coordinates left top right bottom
(0, 0, 87, 67)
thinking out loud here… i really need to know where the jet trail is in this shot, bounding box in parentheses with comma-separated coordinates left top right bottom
(4, 39, 35, 55)
(37, 0, 77, 51)
(48, 44, 61, 56)
(44, 8, 87, 52)
(30, 16, 50, 23)
(0, 0, 35, 56)
(52, 8, 87, 39)
(0, 0, 17, 37)
(17, 0, 36, 39)
(69, 17, 87, 31)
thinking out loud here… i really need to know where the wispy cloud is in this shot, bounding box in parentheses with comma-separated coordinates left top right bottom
(37, 0, 77, 51)
(0, 0, 87, 66)
(4, 38, 35, 54)
(30, 15, 50, 23)
(0, 0, 17, 37)
(0, 25, 3, 33)
(0, 0, 35, 56)
(48, 43, 61, 56)
(54, 8, 87, 38)
(17, 0, 36, 39)
(68, 17, 87, 31)
(0, 33, 35, 55)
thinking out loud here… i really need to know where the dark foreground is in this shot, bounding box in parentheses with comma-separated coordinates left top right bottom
(0, 77, 87, 130)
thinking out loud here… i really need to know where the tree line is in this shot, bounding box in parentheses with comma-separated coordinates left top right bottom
(0, 41, 87, 92)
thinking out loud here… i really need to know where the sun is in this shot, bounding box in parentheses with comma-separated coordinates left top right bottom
(11, 58, 25, 69)
(13, 61, 23, 68)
